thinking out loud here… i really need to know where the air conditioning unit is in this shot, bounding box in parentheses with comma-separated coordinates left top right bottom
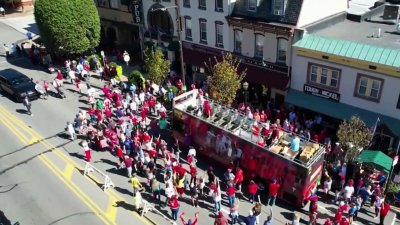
(274, 9, 283, 16)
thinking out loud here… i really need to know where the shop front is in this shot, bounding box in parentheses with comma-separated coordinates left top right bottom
(286, 88, 400, 152)
(182, 41, 289, 106)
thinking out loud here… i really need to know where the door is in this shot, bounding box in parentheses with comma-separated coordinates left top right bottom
(274, 93, 285, 109)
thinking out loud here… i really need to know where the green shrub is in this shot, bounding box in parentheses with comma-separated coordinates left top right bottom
(387, 182, 400, 194)
(129, 70, 145, 90)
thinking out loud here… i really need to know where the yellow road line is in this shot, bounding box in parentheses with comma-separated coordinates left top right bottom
(0, 108, 116, 225)
(63, 163, 75, 180)
(105, 197, 118, 222)
(0, 105, 154, 225)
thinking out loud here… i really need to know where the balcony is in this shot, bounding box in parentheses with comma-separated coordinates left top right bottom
(233, 53, 289, 74)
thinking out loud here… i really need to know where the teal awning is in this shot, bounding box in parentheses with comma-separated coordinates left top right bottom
(357, 150, 393, 173)
(285, 89, 400, 135)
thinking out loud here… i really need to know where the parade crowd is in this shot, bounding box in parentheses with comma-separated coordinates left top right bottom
(50, 55, 395, 225)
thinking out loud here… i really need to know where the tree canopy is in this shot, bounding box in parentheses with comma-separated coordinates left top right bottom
(206, 53, 246, 105)
(144, 48, 170, 85)
(34, 0, 100, 54)
(337, 116, 373, 162)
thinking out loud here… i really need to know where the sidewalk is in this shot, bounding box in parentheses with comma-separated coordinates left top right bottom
(0, 5, 34, 19)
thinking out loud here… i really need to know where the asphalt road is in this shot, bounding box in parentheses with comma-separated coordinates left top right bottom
(0, 14, 398, 225)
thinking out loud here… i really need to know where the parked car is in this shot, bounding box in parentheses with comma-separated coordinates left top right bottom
(0, 69, 40, 102)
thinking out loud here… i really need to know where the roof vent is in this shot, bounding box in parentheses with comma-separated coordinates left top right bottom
(397, 23, 400, 33)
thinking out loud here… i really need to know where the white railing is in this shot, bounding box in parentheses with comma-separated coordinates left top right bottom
(84, 162, 115, 191)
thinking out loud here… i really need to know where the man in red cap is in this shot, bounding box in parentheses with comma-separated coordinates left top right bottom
(214, 211, 228, 225)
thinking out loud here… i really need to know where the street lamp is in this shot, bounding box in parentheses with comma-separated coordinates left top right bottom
(243, 82, 249, 106)
(151, 5, 186, 87)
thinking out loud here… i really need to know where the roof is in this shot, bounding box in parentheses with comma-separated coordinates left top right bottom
(293, 34, 400, 67)
(347, 0, 379, 15)
(0, 69, 27, 80)
(230, 0, 303, 25)
(357, 150, 393, 173)
(307, 6, 400, 50)
(285, 89, 400, 135)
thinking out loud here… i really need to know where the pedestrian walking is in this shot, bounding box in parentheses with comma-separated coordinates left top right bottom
(347, 203, 357, 224)
(180, 212, 199, 225)
(252, 201, 262, 225)
(212, 179, 222, 214)
(167, 195, 180, 221)
(130, 172, 143, 193)
(267, 179, 280, 206)
(214, 211, 229, 225)
(151, 178, 161, 201)
(3, 44, 9, 59)
(245, 210, 257, 225)
(379, 200, 390, 225)
(247, 180, 259, 204)
(120, 155, 133, 178)
(262, 208, 273, 225)
(229, 199, 239, 225)
(22, 94, 32, 116)
(190, 180, 199, 208)
(133, 189, 143, 211)
(82, 140, 91, 162)
(226, 182, 236, 207)
(66, 122, 75, 140)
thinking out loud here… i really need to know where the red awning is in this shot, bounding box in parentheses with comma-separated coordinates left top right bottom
(183, 47, 289, 91)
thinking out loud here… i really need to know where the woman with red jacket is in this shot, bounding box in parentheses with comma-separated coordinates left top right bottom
(168, 195, 180, 221)
(233, 168, 244, 193)
(379, 201, 391, 225)
(247, 180, 259, 204)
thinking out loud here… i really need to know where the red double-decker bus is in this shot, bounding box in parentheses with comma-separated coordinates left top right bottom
(172, 90, 325, 207)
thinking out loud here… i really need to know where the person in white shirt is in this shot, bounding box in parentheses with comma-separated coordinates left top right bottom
(66, 121, 75, 140)
(155, 102, 161, 116)
(188, 146, 196, 157)
(129, 100, 137, 113)
(343, 179, 355, 201)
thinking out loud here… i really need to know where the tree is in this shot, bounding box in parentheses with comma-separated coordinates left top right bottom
(337, 116, 373, 162)
(144, 48, 170, 85)
(206, 53, 246, 105)
(34, 0, 100, 54)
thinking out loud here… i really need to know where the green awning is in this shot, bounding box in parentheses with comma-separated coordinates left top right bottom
(285, 89, 400, 135)
(357, 150, 393, 173)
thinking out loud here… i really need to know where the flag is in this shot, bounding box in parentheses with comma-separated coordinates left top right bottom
(371, 117, 380, 136)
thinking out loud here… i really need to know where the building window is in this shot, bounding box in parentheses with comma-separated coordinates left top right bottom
(397, 93, 400, 109)
(234, 30, 242, 53)
(109, 0, 119, 9)
(277, 38, 287, 64)
(183, 0, 190, 7)
(95, 0, 108, 7)
(185, 17, 192, 40)
(215, 22, 223, 47)
(308, 64, 340, 90)
(355, 74, 383, 102)
(199, 19, 207, 44)
(199, 0, 206, 10)
(273, 0, 284, 16)
(248, 0, 257, 11)
(254, 34, 264, 58)
(215, 0, 223, 12)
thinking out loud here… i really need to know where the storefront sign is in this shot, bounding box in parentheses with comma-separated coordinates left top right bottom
(238, 56, 289, 73)
(131, 0, 144, 24)
(303, 84, 340, 102)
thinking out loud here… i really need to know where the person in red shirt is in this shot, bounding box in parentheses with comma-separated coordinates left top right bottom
(334, 209, 343, 225)
(226, 183, 236, 207)
(379, 201, 391, 225)
(267, 179, 280, 206)
(168, 195, 180, 221)
(180, 212, 199, 225)
(203, 101, 212, 118)
(260, 110, 266, 123)
(324, 218, 333, 225)
(339, 217, 349, 225)
(233, 168, 244, 193)
(214, 211, 228, 225)
(247, 180, 259, 204)
(176, 79, 183, 91)
(148, 97, 156, 115)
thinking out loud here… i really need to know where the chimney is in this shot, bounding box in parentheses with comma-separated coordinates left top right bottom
(378, 28, 381, 38)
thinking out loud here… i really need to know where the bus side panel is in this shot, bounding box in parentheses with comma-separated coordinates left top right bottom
(173, 109, 315, 206)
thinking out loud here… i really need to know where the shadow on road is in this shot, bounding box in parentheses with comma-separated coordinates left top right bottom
(0, 148, 53, 175)
(0, 184, 18, 193)
(47, 212, 95, 225)
(96, 158, 119, 167)
(15, 109, 29, 115)
(0, 131, 67, 159)
(114, 201, 135, 211)
(114, 186, 132, 197)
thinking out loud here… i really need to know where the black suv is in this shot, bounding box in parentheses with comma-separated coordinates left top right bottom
(0, 69, 40, 102)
